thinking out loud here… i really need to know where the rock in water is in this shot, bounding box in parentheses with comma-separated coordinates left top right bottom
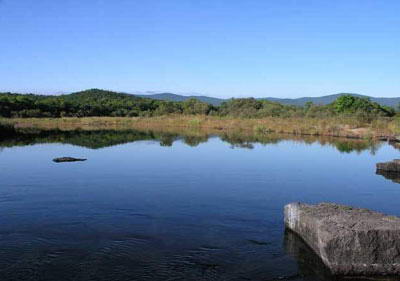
(284, 202, 400, 276)
(376, 159, 400, 172)
(53, 157, 86, 163)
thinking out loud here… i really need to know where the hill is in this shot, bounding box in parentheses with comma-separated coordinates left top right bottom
(136, 93, 224, 106)
(0, 89, 214, 118)
(261, 93, 400, 107)
(0, 89, 396, 118)
(138, 92, 400, 108)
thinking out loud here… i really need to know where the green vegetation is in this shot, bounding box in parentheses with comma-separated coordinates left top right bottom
(0, 89, 214, 118)
(2, 89, 400, 140)
(0, 89, 396, 119)
(333, 95, 395, 118)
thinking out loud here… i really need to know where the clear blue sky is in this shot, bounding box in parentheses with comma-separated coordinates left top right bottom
(0, 0, 399, 98)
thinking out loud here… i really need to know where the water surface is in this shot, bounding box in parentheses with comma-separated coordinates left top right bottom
(0, 129, 399, 280)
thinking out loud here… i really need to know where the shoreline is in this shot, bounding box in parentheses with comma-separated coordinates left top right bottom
(1, 116, 399, 141)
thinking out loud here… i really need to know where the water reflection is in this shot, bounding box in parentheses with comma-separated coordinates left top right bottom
(1, 123, 400, 281)
(376, 170, 400, 184)
(284, 230, 335, 281)
(0, 125, 383, 154)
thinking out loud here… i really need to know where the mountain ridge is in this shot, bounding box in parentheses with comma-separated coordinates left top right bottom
(135, 93, 223, 106)
(136, 92, 400, 107)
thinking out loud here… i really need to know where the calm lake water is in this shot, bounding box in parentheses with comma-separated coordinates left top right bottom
(0, 129, 399, 281)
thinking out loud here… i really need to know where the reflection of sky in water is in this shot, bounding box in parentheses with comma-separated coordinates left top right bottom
(0, 133, 399, 280)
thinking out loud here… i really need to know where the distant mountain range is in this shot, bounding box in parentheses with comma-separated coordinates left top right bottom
(136, 93, 400, 107)
(136, 93, 224, 106)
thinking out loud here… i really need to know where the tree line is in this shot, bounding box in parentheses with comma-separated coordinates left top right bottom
(0, 88, 396, 119)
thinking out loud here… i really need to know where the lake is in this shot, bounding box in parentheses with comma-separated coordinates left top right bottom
(0, 128, 399, 281)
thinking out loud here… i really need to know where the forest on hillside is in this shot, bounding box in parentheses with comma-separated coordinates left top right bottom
(0, 89, 396, 120)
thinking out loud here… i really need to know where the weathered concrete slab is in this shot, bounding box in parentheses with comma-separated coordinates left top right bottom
(376, 159, 400, 172)
(284, 202, 400, 276)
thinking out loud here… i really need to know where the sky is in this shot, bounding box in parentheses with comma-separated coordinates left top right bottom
(0, 0, 399, 98)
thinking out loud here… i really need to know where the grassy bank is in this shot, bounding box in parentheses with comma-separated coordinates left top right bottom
(1, 116, 400, 140)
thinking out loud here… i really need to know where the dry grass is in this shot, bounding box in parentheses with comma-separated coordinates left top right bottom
(1, 115, 399, 139)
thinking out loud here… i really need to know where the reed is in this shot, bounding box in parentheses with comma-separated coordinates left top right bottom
(1, 115, 399, 140)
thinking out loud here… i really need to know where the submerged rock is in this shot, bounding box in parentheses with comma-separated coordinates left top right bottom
(53, 157, 87, 163)
(284, 202, 400, 276)
(376, 159, 400, 172)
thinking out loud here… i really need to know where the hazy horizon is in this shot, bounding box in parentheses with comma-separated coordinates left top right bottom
(1, 0, 399, 98)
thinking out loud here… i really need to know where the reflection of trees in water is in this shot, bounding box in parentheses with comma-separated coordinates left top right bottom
(159, 134, 177, 147)
(220, 132, 277, 149)
(0, 127, 207, 149)
(220, 131, 381, 154)
(0, 125, 384, 154)
(332, 140, 380, 154)
(0, 128, 157, 149)
(183, 135, 208, 147)
(158, 135, 209, 147)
